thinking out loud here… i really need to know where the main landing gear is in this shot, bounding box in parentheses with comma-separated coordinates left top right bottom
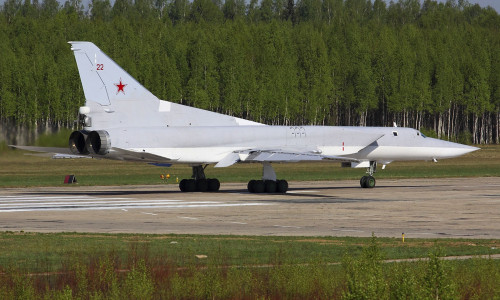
(179, 165, 220, 192)
(360, 161, 377, 188)
(247, 162, 288, 194)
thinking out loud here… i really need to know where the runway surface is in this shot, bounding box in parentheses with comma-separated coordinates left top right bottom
(0, 177, 499, 238)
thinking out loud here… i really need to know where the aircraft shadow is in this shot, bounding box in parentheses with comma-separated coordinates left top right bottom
(21, 184, 427, 198)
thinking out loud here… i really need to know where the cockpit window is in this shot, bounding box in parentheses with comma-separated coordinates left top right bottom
(417, 131, 427, 138)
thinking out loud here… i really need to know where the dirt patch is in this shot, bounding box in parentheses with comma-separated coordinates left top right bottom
(296, 239, 344, 245)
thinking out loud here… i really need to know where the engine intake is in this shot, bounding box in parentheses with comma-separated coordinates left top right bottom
(69, 131, 89, 155)
(86, 130, 111, 155)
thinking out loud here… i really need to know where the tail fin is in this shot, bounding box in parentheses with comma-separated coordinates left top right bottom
(70, 41, 263, 128)
(69, 41, 157, 106)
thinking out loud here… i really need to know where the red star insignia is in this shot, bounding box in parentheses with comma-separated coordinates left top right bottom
(114, 78, 127, 95)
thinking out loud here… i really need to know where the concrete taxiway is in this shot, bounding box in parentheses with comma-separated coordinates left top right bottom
(0, 177, 499, 238)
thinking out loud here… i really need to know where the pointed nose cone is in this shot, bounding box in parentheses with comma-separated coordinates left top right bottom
(434, 140, 480, 159)
(460, 144, 480, 155)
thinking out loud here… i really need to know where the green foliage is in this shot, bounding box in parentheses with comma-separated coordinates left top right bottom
(342, 233, 388, 299)
(1, 0, 500, 143)
(387, 263, 424, 300)
(455, 258, 500, 299)
(122, 260, 154, 300)
(11, 269, 36, 300)
(420, 127, 438, 139)
(458, 130, 473, 145)
(0, 141, 10, 151)
(34, 129, 73, 147)
(424, 248, 457, 299)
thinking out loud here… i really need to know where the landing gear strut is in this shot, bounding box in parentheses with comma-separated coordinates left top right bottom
(247, 162, 288, 194)
(360, 161, 377, 188)
(179, 165, 220, 192)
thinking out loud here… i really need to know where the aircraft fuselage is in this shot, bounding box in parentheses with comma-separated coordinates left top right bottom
(98, 125, 476, 165)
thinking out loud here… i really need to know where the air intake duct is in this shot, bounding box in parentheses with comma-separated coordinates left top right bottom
(86, 130, 111, 155)
(69, 131, 89, 155)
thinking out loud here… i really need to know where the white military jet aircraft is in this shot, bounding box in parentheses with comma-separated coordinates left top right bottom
(14, 42, 479, 193)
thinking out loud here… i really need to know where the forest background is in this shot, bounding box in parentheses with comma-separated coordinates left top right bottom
(1, 0, 499, 145)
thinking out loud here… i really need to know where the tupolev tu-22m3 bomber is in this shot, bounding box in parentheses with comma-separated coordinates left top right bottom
(13, 42, 479, 193)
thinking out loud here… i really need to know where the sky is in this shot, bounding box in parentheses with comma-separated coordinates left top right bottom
(1, 0, 499, 14)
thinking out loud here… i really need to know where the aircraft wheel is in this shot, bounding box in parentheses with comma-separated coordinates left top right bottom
(196, 179, 208, 192)
(265, 180, 277, 193)
(179, 179, 188, 192)
(367, 176, 376, 188)
(185, 179, 196, 192)
(207, 178, 220, 191)
(360, 176, 376, 188)
(253, 180, 265, 193)
(276, 180, 288, 193)
(247, 180, 256, 193)
(360, 176, 368, 188)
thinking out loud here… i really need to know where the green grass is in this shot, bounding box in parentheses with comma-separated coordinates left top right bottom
(1, 145, 499, 187)
(0, 232, 498, 299)
(0, 232, 498, 272)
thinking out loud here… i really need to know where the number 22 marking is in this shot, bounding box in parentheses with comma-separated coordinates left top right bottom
(96, 64, 104, 71)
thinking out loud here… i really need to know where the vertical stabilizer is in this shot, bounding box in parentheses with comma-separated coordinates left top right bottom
(69, 41, 263, 128)
(69, 41, 157, 106)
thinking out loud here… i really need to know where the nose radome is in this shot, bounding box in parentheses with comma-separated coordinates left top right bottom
(438, 141, 479, 158)
(461, 144, 480, 154)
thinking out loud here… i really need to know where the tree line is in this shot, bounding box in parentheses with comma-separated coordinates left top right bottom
(1, 0, 499, 144)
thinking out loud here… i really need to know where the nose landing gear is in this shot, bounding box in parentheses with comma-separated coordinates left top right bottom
(360, 161, 377, 189)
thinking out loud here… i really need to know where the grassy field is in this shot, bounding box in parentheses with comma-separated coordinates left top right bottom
(1, 232, 499, 272)
(0, 144, 499, 187)
(0, 232, 498, 299)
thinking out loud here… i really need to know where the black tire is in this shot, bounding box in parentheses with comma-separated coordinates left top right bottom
(265, 180, 277, 193)
(283, 180, 289, 190)
(185, 179, 196, 192)
(196, 179, 208, 192)
(367, 176, 376, 188)
(253, 180, 265, 193)
(360, 176, 368, 188)
(179, 179, 188, 192)
(276, 180, 288, 193)
(247, 180, 256, 193)
(207, 178, 220, 191)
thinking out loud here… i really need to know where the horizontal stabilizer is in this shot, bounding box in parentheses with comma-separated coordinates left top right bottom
(10, 145, 90, 159)
(10, 145, 74, 154)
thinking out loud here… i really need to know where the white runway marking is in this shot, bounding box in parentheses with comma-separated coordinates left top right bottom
(141, 212, 158, 216)
(178, 216, 199, 220)
(0, 195, 271, 212)
(273, 225, 301, 229)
